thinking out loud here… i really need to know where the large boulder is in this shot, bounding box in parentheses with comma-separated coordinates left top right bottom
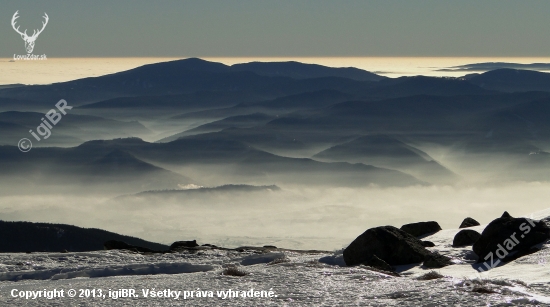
(459, 217, 480, 228)
(400, 221, 442, 237)
(453, 229, 481, 247)
(473, 212, 550, 263)
(343, 226, 430, 266)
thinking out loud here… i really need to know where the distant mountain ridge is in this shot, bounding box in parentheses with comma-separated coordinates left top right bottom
(230, 61, 385, 81)
(0, 58, 383, 107)
(440, 62, 550, 72)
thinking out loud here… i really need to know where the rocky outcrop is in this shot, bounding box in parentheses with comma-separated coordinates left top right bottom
(473, 212, 550, 263)
(400, 221, 442, 237)
(453, 229, 481, 247)
(343, 226, 430, 266)
(459, 217, 480, 228)
(170, 240, 199, 251)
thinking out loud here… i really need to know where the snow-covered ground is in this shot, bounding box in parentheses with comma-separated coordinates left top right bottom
(1, 209, 550, 306)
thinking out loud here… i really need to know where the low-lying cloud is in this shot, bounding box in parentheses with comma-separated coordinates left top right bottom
(1, 182, 549, 250)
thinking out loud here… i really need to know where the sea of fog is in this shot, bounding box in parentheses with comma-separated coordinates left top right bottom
(1, 182, 549, 251)
(3, 57, 550, 85)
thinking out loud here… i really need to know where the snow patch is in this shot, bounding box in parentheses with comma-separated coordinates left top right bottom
(0, 262, 214, 281)
(240, 253, 286, 266)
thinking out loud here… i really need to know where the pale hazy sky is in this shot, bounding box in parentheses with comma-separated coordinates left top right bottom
(1, 0, 549, 57)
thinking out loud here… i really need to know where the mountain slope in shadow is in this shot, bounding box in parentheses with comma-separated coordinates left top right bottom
(230, 61, 385, 81)
(0, 111, 150, 146)
(466, 69, 550, 92)
(0, 220, 168, 252)
(170, 90, 352, 122)
(0, 145, 193, 194)
(313, 135, 458, 184)
(158, 113, 275, 142)
(363, 76, 493, 99)
(82, 149, 193, 187)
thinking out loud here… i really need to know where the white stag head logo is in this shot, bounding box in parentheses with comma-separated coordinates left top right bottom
(11, 11, 49, 54)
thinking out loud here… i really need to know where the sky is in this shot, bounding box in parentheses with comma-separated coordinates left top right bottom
(0, 0, 549, 58)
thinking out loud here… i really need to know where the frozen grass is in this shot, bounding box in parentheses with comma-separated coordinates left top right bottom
(222, 266, 248, 277)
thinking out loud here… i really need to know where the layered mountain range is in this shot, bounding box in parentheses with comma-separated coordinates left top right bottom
(2, 59, 550, 195)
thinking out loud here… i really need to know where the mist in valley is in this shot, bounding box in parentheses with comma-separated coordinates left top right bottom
(1, 179, 549, 251)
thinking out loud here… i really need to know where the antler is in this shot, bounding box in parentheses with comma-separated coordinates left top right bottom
(11, 11, 28, 37)
(30, 13, 49, 38)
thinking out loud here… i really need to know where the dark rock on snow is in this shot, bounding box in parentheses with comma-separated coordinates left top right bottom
(202, 244, 218, 248)
(502, 246, 542, 263)
(459, 217, 481, 228)
(453, 229, 481, 247)
(423, 252, 453, 268)
(343, 226, 430, 266)
(170, 240, 199, 250)
(400, 221, 442, 237)
(104, 240, 157, 253)
(473, 212, 550, 263)
(421, 241, 436, 247)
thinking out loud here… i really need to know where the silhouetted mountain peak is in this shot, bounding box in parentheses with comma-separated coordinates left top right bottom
(123, 58, 230, 74)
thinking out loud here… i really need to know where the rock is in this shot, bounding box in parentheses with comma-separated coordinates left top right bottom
(473, 212, 550, 263)
(421, 241, 435, 247)
(104, 240, 155, 253)
(453, 229, 481, 247)
(363, 254, 395, 272)
(503, 246, 541, 263)
(263, 245, 277, 249)
(459, 217, 480, 228)
(343, 226, 430, 266)
(170, 240, 199, 250)
(423, 252, 453, 268)
(400, 221, 442, 237)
